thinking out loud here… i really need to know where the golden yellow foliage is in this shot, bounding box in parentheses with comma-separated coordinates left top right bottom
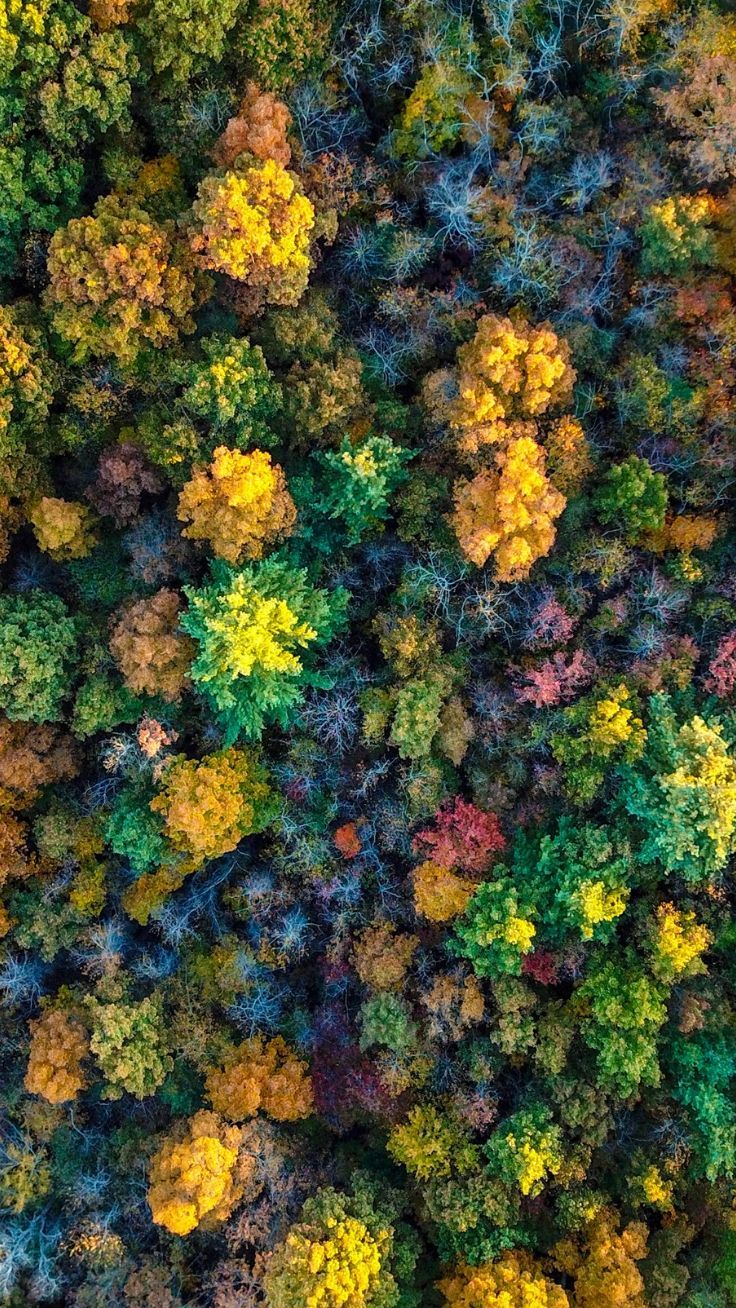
(451, 437, 566, 578)
(413, 861, 476, 922)
(109, 589, 194, 702)
(29, 496, 97, 561)
(122, 864, 191, 926)
(206, 1035, 313, 1122)
(147, 1110, 246, 1236)
(634, 1164, 674, 1211)
(264, 1212, 387, 1308)
(177, 446, 296, 564)
(24, 1009, 89, 1105)
(647, 513, 720, 554)
(450, 314, 575, 453)
(353, 921, 418, 992)
(439, 1251, 569, 1307)
(554, 1210, 648, 1308)
(150, 747, 275, 865)
(651, 903, 712, 981)
(544, 416, 592, 495)
(588, 685, 646, 756)
(190, 158, 314, 308)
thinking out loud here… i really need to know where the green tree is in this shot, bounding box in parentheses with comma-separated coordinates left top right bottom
(87, 994, 172, 1100)
(452, 876, 537, 979)
(316, 435, 413, 544)
(0, 591, 78, 723)
(595, 455, 668, 542)
(578, 952, 668, 1099)
(622, 695, 736, 885)
(181, 556, 349, 742)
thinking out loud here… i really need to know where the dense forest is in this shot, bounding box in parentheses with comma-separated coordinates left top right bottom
(2, 0, 736, 1302)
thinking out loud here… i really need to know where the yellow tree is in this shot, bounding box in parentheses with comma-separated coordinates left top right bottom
(147, 1110, 247, 1236)
(45, 194, 200, 366)
(177, 446, 296, 563)
(451, 436, 566, 579)
(206, 1035, 313, 1122)
(25, 1009, 89, 1105)
(150, 746, 277, 867)
(190, 158, 314, 309)
(439, 1252, 569, 1307)
(449, 314, 575, 453)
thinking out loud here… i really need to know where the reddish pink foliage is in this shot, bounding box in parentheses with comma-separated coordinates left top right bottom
(511, 649, 595, 708)
(522, 950, 559, 985)
(705, 630, 736, 698)
(87, 443, 163, 526)
(412, 797, 505, 874)
(524, 594, 576, 648)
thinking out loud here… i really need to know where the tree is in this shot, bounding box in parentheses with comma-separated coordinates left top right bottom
(451, 438, 566, 578)
(29, 496, 97, 561)
(649, 903, 711, 982)
(439, 1252, 569, 1308)
(353, 922, 418, 992)
(523, 819, 632, 946)
(262, 1184, 404, 1308)
(181, 557, 348, 741)
(705, 630, 736, 698)
(235, 0, 332, 90)
(413, 862, 476, 922)
(213, 82, 292, 168)
(551, 684, 647, 806)
(178, 334, 282, 450)
(393, 61, 475, 161)
(150, 747, 278, 865)
(623, 697, 736, 884)
(281, 351, 366, 447)
(413, 798, 506, 874)
(0, 0, 138, 276)
(554, 1210, 648, 1308)
(24, 1008, 89, 1104)
(359, 993, 417, 1057)
(0, 591, 77, 723)
(109, 589, 194, 703)
(135, 0, 242, 82)
(45, 194, 200, 365)
(316, 435, 413, 544)
(0, 717, 78, 810)
(578, 953, 668, 1099)
(190, 158, 314, 310)
(387, 1106, 478, 1183)
(0, 308, 53, 460)
(177, 447, 296, 563)
(485, 1103, 563, 1200)
(88, 994, 172, 1100)
(147, 1110, 246, 1236)
(449, 313, 575, 452)
(640, 194, 718, 276)
(656, 55, 736, 184)
(595, 455, 668, 543)
(452, 876, 537, 979)
(206, 1036, 313, 1122)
